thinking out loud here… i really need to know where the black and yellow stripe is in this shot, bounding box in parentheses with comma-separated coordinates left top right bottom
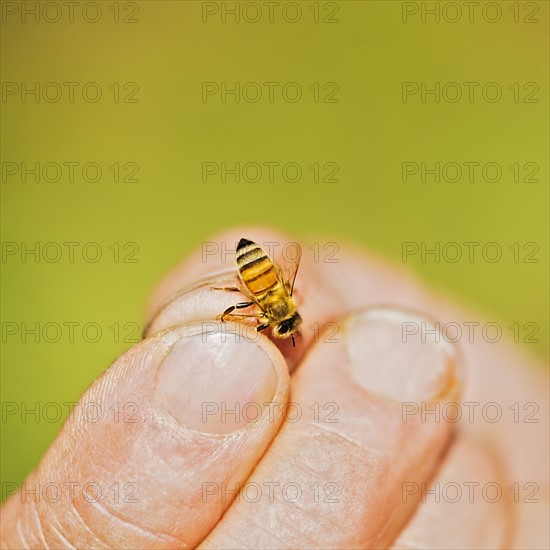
(236, 238, 281, 296)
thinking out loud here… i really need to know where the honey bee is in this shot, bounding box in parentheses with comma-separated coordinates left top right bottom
(214, 238, 302, 346)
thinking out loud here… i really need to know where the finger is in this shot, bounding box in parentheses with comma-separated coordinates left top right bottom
(317, 247, 550, 548)
(200, 308, 462, 549)
(0, 323, 289, 549)
(144, 227, 345, 369)
(512, 493, 550, 550)
(142, 227, 546, 546)
(392, 434, 509, 549)
(316, 250, 550, 500)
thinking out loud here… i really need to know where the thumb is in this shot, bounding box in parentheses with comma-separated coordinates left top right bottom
(1, 323, 288, 549)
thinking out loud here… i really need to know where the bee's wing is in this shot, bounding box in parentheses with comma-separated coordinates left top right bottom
(279, 242, 301, 296)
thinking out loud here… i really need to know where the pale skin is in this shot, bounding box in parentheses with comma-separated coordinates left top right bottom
(1, 228, 548, 549)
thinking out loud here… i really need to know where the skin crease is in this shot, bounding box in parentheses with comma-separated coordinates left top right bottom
(1, 227, 548, 549)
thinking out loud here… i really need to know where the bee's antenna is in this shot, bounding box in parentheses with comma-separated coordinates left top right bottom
(291, 334, 296, 348)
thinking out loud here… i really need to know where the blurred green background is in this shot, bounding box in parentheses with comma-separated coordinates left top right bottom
(1, 1, 548, 500)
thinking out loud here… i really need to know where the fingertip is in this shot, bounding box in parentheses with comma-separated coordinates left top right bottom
(1, 323, 291, 549)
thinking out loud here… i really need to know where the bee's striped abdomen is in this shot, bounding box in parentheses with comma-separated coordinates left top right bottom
(236, 238, 280, 296)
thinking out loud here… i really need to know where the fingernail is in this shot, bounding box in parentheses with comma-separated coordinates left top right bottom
(345, 308, 459, 402)
(154, 328, 277, 434)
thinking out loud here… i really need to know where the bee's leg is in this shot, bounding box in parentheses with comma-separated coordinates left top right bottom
(221, 314, 265, 323)
(212, 286, 240, 292)
(256, 324, 270, 332)
(220, 301, 255, 321)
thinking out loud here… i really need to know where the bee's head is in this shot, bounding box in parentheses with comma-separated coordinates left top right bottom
(275, 312, 302, 338)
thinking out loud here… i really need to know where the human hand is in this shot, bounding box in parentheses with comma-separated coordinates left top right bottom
(2, 228, 547, 549)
